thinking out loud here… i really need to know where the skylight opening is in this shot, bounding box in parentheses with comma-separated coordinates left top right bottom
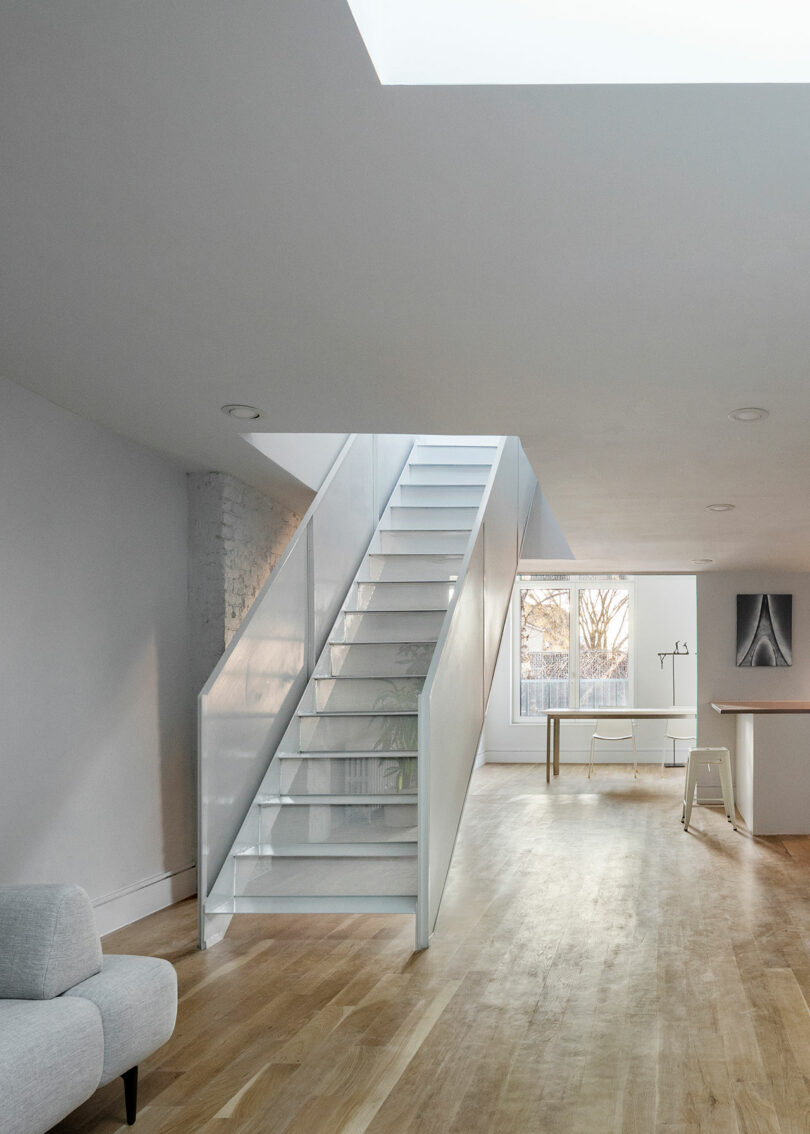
(347, 0, 810, 85)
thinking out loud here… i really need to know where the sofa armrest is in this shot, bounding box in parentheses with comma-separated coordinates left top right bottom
(65, 954, 177, 1085)
(0, 885, 102, 1000)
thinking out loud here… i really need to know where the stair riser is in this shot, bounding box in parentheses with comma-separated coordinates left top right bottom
(379, 530, 469, 554)
(329, 642, 434, 677)
(258, 803, 417, 844)
(354, 581, 454, 611)
(366, 554, 463, 582)
(387, 507, 478, 530)
(398, 484, 485, 507)
(315, 677, 423, 713)
(279, 756, 418, 796)
(342, 609, 445, 643)
(407, 464, 492, 485)
(234, 855, 417, 898)
(299, 713, 419, 752)
(410, 446, 496, 464)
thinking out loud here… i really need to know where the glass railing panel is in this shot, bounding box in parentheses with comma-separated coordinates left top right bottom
(419, 537, 485, 940)
(200, 538, 308, 922)
(312, 434, 374, 650)
(517, 443, 537, 545)
(374, 435, 415, 518)
(200, 432, 417, 946)
(416, 439, 537, 947)
(483, 438, 519, 690)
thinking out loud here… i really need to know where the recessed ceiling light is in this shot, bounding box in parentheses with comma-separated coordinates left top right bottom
(692, 558, 713, 565)
(728, 407, 769, 423)
(221, 404, 261, 420)
(706, 503, 735, 512)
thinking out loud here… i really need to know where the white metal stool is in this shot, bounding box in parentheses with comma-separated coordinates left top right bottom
(682, 747, 737, 832)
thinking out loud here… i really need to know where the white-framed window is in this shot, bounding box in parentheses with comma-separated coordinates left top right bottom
(513, 576, 635, 719)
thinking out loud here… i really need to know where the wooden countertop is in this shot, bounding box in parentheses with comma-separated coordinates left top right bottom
(711, 701, 810, 714)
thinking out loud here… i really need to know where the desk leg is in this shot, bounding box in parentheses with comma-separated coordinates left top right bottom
(546, 716, 551, 783)
(553, 718, 560, 776)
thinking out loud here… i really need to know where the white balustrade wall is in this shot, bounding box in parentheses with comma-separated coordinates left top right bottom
(199, 434, 414, 946)
(416, 437, 536, 946)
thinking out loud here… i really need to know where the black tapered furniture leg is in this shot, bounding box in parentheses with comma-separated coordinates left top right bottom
(122, 1066, 138, 1125)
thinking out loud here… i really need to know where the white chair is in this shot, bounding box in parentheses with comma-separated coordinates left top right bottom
(663, 717, 696, 774)
(682, 747, 737, 832)
(588, 718, 638, 779)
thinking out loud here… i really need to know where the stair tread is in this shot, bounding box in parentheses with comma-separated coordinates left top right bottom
(345, 607, 448, 614)
(329, 639, 438, 647)
(236, 842, 417, 856)
(313, 674, 423, 682)
(277, 750, 418, 759)
(256, 794, 417, 806)
(357, 579, 456, 585)
(317, 675, 427, 682)
(298, 709, 417, 718)
(207, 895, 417, 913)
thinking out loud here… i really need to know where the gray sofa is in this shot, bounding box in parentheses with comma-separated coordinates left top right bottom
(0, 884, 177, 1134)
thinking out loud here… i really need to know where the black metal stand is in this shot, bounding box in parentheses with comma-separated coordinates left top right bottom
(657, 641, 690, 768)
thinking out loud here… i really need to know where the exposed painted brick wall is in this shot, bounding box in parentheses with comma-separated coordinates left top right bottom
(188, 472, 305, 692)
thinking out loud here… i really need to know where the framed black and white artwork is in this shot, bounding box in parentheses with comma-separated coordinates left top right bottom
(736, 593, 792, 667)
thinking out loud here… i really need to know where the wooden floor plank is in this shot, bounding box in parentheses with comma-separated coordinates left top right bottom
(49, 765, 810, 1134)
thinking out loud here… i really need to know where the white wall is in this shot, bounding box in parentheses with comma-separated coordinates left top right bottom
(482, 575, 697, 763)
(244, 433, 349, 491)
(695, 571, 810, 801)
(0, 379, 195, 933)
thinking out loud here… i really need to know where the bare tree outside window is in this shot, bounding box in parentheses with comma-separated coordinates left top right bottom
(578, 588, 629, 707)
(518, 582, 631, 715)
(520, 588, 570, 711)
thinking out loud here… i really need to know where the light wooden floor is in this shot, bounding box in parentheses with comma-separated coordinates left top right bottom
(52, 765, 810, 1134)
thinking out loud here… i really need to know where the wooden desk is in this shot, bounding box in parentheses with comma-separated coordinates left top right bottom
(545, 707, 697, 783)
(711, 701, 810, 834)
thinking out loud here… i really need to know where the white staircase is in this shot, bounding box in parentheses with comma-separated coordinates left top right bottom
(205, 440, 495, 925)
(200, 434, 536, 949)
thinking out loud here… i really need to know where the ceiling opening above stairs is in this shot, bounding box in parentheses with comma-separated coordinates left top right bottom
(346, 0, 810, 84)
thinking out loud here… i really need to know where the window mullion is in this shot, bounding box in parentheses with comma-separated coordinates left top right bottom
(570, 585, 579, 709)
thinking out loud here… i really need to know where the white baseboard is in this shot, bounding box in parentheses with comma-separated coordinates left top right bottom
(93, 864, 197, 937)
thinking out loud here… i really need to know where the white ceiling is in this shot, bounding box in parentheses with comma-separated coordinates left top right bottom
(3, 2, 810, 569)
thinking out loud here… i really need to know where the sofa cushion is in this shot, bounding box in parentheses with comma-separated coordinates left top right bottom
(65, 953, 177, 1085)
(0, 884, 102, 999)
(0, 998, 103, 1134)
